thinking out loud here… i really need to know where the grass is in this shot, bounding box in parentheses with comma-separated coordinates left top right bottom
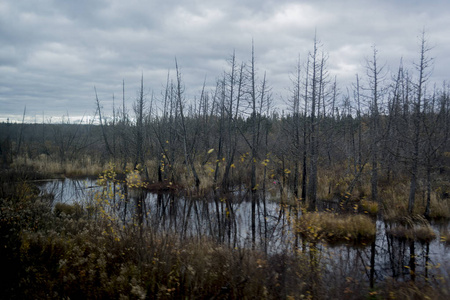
(428, 196, 450, 219)
(360, 199, 379, 215)
(296, 212, 376, 244)
(378, 279, 450, 300)
(2, 167, 450, 299)
(386, 215, 437, 243)
(440, 229, 450, 245)
(10, 151, 450, 225)
(382, 181, 450, 222)
(12, 154, 107, 178)
(387, 224, 437, 243)
(18, 228, 272, 299)
(54, 202, 84, 218)
(0, 176, 268, 299)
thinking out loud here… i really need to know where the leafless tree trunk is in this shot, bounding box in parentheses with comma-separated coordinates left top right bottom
(301, 56, 310, 203)
(16, 106, 26, 155)
(222, 52, 244, 190)
(247, 42, 270, 248)
(289, 57, 302, 199)
(408, 31, 432, 214)
(366, 46, 384, 204)
(307, 36, 322, 211)
(95, 87, 113, 157)
(250, 42, 258, 248)
(134, 74, 145, 170)
(175, 59, 200, 190)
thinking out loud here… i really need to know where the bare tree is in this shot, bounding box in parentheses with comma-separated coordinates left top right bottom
(287, 57, 302, 199)
(307, 35, 326, 211)
(366, 46, 385, 204)
(175, 59, 201, 190)
(95, 87, 113, 157)
(133, 74, 145, 170)
(222, 52, 245, 190)
(408, 31, 433, 214)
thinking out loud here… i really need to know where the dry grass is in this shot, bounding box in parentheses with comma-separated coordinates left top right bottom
(317, 171, 335, 200)
(382, 183, 411, 222)
(440, 229, 450, 245)
(12, 154, 106, 177)
(360, 199, 379, 215)
(54, 202, 84, 218)
(378, 278, 450, 300)
(387, 224, 437, 243)
(386, 215, 437, 243)
(296, 212, 376, 244)
(2, 167, 450, 299)
(0, 173, 271, 299)
(428, 196, 450, 219)
(383, 185, 450, 222)
(316, 163, 373, 202)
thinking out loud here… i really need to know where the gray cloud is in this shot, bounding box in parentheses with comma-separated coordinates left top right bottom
(1, 0, 449, 122)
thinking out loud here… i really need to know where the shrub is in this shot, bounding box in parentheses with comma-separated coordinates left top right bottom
(54, 202, 84, 219)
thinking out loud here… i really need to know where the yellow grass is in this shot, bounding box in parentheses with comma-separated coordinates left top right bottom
(386, 215, 437, 243)
(360, 199, 379, 215)
(428, 195, 450, 219)
(296, 212, 376, 244)
(387, 224, 436, 243)
(12, 154, 106, 177)
(440, 229, 450, 244)
(383, 183, 450, 221)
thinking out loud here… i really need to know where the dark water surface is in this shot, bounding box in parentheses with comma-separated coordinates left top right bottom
(39, 178, 450, 284)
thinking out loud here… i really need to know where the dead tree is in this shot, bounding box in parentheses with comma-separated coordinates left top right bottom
(175, 59, 201, 190)
(408, 31, 433, 214)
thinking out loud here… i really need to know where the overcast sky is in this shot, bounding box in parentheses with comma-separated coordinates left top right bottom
(1, 0, 449, 123)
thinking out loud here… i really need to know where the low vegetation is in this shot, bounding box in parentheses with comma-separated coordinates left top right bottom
(2, 169, 449, 299)
(296, 212, 376, 244)
(387, 224, 437, 243)
(360, 199, 379, 215)
(2, 32, 450, 298)
(441, 229, 450, 245)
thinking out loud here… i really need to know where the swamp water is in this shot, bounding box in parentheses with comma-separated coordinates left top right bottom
(39, 178, 450, 285)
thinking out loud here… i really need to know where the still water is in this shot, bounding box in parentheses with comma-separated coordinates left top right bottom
(39, 178, 450, 284)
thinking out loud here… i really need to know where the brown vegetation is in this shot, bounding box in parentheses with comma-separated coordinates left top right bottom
(296, 212, 376, 244)
(2, 32, 450, 298)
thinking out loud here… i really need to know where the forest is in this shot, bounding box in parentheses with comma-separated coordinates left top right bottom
(1, 33, 450, 299)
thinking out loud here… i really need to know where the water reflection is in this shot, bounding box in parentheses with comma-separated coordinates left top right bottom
(39, 178, 450, 285)
(128, 192, 291, 251)
(39, 178, 99, 203)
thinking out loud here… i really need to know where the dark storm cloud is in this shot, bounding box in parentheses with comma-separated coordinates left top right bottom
(1, 0, 449, 122)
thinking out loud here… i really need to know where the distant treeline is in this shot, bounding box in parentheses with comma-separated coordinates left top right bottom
(2, 33, 450, 216)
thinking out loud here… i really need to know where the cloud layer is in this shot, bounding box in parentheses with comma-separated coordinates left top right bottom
(1, 0, 449, 122)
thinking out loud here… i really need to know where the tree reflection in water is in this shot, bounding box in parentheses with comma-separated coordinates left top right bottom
(39, 178, 450, 287)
